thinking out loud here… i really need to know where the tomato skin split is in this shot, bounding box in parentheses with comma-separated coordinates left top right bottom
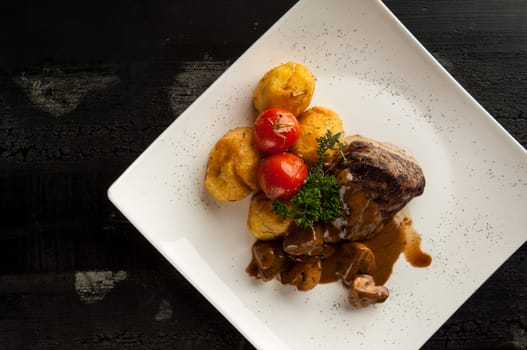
(253, 108, 300, 154)
(257, 152, 308, 201)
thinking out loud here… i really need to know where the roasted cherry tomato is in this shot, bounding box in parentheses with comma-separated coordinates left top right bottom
(254, 108, 300, 154)
(257, 152, 308, 200)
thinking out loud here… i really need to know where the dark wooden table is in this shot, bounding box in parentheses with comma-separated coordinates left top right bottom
(1, 1, 526, 349)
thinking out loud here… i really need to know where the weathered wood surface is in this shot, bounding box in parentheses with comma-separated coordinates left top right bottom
(0, 1, 526, 349)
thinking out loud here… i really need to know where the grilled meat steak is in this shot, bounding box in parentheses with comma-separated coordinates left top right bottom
(327, 135, 425, 241)
(337, 135, 425, 218)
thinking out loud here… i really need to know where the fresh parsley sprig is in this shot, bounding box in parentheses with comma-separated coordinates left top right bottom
(273, 130, 347, 228)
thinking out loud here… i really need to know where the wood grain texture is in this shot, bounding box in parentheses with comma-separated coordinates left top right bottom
(0, 0, 526, 349)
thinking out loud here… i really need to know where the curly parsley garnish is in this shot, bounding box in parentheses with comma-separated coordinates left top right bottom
(272, 130, 347, 228)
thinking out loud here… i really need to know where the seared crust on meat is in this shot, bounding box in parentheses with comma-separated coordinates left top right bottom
(335, 135, 425, 219)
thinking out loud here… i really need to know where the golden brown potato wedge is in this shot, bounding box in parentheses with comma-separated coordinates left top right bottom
(247, 192, 293, 240)
(205, 127, 260, 201)
(290, 106, 344, 164)
(231, 128, 261, 191)
(253, 62, 315, 117)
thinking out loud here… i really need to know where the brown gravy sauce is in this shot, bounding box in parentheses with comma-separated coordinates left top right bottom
(246, 211, 431, 288)
(360, 212, 431, 285)
(316, 212, 431, 286)
(247, 180, 431, 294)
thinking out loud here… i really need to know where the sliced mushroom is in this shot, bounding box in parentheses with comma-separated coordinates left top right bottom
(340, 242, 377, 287)
(283, 224, 324, 256)
(246, 240, 286, 281)
(348, 274, 389, 308)
(279, 256, 322, 291)
(320, 242, 376, 286)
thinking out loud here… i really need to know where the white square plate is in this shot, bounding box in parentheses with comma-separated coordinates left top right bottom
(108, 0, 527, 348)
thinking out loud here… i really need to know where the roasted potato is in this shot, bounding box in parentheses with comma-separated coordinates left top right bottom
(230, 128, 261, 191)
(290, 106, 344, 164)
(253, 62, 315, 117)
(205, 127, 260, 201)
(247, 192, 293, 240)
